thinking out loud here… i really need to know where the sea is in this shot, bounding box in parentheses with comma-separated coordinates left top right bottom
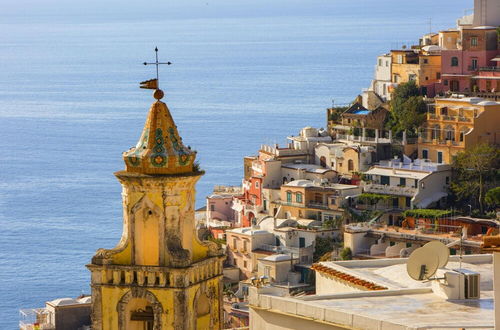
(0, 0, 470, 327)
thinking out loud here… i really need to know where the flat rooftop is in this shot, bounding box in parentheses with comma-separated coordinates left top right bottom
(249, 254, 495, 329)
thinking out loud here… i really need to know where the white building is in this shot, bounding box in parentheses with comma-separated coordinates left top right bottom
(362, 158, 451, 209)
(249, 254, 496, 329)
(370, 53, 392, 102)
(472, 0, 500, 27)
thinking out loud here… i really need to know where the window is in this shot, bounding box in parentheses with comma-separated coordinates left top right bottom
(263, 199, 267, 211)
(386, 61, 389, 67)
(296, 193, 303, 203)
(451, 57, 459, 66)
(233, 238, 237, 249)
(399, 178, 406, 186)
(380, 176, 390, 185)
(348, 159, 354, 171)
(423, 58, 428, 64)
(378, 59, 382, 66)
(436, 72, 441, 79)
(437, 151, 443, 164)
(392, 198, 398, 208)
(233, 258, 237, 266)
(299, 237, 305, 248)
(397, 54, 403, 64)
(425, 76, 429, 81)
(319, 156, 326, 168)
(406, 243, 412, 248)
(264, 266, 271, 277)
(243, 260, 247, 268)
(255, 181, 259, 188)
(405, 197, 411, 208)
(275, 237, 280, 246)
(393, 74, 399, 83)
(446, 176, 450, 185)
(444, 80, 448, 86)
(422, 149, 428, 159)
(471, 58, 478, 70)
(210, 204, 215, 211)
(471, 37, 478, 47)
(286, 191, 292, 202)
(243, 240, 248, 252)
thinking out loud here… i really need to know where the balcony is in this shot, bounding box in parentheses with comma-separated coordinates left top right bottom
(428, 114, 472, 123)
(306, 202, 331, 210)
(336, 134, 391, 144)
(418, 138, 464, 147)
(363, 183, 417, 197)
(478, 66, 500, 72)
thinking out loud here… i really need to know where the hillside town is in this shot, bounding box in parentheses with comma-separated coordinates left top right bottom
(198, 0, 500, 328)
(18, 0, 500, 330)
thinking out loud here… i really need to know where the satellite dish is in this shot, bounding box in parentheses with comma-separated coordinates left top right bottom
(422, 241, 450, 269)
(407, 247, 439, 281)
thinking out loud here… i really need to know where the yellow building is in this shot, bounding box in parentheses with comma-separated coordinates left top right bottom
(87, 87, 225, 330)
(418, 96, 500, 163)
(274, 180, 361, 222)
(390, 48, 441, 94)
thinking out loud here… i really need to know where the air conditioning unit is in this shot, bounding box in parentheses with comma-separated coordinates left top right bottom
(456, 269, 480, 299)
(433, 269, 480, 300)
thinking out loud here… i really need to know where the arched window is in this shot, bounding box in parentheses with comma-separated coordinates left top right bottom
(348, 159, 354, 171)
(431, 125, 440, 140)
(451, 57, 459, 67)
(459, 127, 470, 142)
(445, 125, 455, 141)
(320, 156, 327, 168)
(296, 193, 303, 203)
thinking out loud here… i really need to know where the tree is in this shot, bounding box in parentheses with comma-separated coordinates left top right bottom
(451, 143, 500, 215)
(340, 247, 352, 260)
(313, 236, 334, 262)
(387, 81, 427, 137)
(485, 187, 500, 209)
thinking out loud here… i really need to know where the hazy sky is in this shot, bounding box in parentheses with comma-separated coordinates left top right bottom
(2, 0, 474, 23)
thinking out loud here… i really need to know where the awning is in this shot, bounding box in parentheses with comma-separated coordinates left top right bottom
(472, 75, 500, 80)
(415, 192, 448, 208)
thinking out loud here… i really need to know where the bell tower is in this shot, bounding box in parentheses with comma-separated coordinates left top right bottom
(87, 56, 224, 329)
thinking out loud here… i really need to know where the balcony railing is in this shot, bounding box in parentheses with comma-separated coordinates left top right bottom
(336, 134, 391, 144)
(364, 183, 417, 197)
(478, 66, 500, 72)
(306, 202, 330, 210)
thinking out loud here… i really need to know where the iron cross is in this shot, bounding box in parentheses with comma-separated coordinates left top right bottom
(143, 47, 172, 89)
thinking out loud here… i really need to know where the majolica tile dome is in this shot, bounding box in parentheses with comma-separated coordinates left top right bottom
(123, 89, 196, 175)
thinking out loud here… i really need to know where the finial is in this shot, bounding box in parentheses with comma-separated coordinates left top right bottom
(153, 89, 164, 100)
(141, 47, 172, 92)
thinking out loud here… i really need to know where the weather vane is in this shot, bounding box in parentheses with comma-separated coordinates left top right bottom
(140, 47, 172, 93)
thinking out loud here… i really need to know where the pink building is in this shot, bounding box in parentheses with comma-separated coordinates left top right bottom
(440, 27, 499, 93)
(206, 194, 237, 228)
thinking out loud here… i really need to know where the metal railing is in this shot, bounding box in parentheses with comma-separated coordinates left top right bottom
(363, 183, 417, 197)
